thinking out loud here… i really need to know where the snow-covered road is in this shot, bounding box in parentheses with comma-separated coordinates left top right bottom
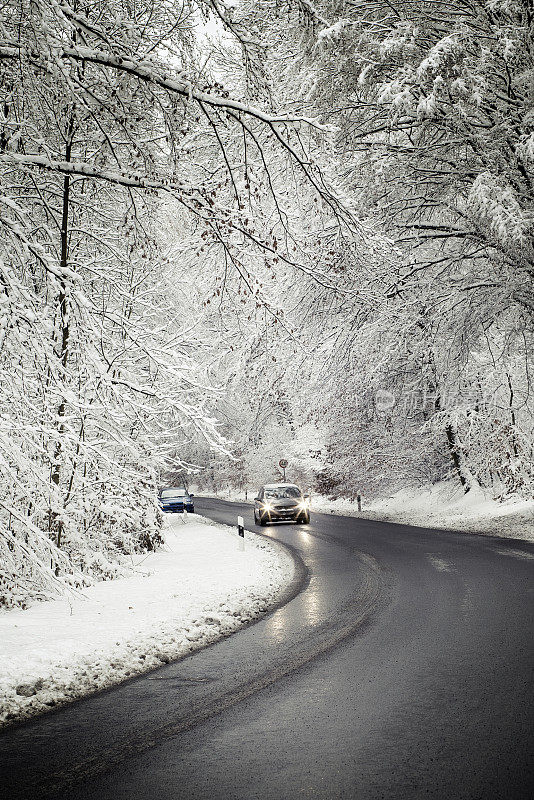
(0, 514, 294, 728)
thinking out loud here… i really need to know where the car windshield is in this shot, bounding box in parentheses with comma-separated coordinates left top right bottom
(264, 486, 301, 499)
(161, 489, 187, 498)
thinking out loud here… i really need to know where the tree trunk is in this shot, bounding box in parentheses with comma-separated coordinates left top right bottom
(50, 121, 74, 553)
(506, 373, 519, 458)
(434, 391, 475, 494)
(444, 422, 473, 493)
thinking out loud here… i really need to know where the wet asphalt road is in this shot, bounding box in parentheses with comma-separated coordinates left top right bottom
(1, 498, 533, 800)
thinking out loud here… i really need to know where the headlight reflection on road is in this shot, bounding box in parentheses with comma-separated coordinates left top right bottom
(264, 573, 329, 641)
(302, 577, 329, 625)
(264, 583, 328, 639)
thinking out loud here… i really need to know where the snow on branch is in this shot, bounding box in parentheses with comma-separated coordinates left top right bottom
(0, 152, 200, 197)
(2, 41, 330, 133)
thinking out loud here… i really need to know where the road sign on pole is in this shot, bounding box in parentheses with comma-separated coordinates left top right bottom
(279, 459, 288, 481)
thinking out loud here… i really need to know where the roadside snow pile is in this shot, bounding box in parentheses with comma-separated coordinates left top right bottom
(311, 482, 534, 541)
(0, 515, 294, 728)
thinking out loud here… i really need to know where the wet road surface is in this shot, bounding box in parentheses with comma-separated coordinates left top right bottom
(1, 498, 533, 799)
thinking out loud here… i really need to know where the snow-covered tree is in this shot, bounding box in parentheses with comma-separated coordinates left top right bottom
(0, 0, 364, 605)
(195, 0, 534, 498)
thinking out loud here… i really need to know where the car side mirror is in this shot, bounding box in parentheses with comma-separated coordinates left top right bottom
(189, 493, 194, 497)
(254, 497, 260, 502)
(304, 494, 310, 499)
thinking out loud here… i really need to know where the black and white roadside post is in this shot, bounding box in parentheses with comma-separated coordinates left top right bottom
(279, 458, 288, 482)
(237, 515, 245, 551)
(357, 492, 362, 512)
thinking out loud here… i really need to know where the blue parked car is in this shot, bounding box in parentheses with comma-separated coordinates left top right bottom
(159, 487, 194, 513)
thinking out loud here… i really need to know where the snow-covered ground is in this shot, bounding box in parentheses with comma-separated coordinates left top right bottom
(0, 514, 294, 729)
(199, 482, 534, 541)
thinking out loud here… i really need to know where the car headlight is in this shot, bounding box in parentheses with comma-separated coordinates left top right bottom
(298, 499, 309, 510)
(262, 502, 273, 512)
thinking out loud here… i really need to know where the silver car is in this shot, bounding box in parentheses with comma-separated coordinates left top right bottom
(254, 483, 310, 526)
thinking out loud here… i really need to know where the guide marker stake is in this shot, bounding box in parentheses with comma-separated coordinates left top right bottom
(237, 515, 245, 551)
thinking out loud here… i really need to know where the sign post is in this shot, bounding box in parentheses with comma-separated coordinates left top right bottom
(237, 515, 245, 551)
(279, 458, 288, 481)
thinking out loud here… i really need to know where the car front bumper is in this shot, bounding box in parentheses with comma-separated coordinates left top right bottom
(160, 503, 194, 513)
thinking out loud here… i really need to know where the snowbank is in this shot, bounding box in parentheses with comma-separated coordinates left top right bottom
(0, 515, 294, 729)
(198, 483, 533, 541)
(311, 482, 534, 541)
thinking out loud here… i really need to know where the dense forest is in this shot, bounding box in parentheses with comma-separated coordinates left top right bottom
(1, 0, 533, 606)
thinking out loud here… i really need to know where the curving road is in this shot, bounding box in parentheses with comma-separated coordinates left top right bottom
(1, 498, 533, 799)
